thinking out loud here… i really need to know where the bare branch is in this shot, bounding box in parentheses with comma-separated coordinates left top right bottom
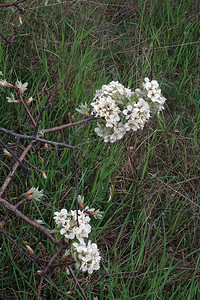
(0, 139, 32, 178)
(17, 90, 37, 128)
(0, 228, 66, 300)
(43, 115, 96, 134)
(0, 0, 27, 8)
(0, 141, 35, 197)
(0, 31, 13, 48)
(0, 196, 61, 246)
(0, 127, 78, 150)
(68, 265, 88, 300)
(73, 149, 80, 227)
(37, 247, 63, 300)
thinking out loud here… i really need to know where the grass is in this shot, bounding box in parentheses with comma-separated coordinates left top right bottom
(0, 0, 200, 299)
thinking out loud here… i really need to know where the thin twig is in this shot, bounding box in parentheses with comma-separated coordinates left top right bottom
(17, 90, 37, 128)
(43, 116, 96, 134)
(0, 31, 13, 48)
(73, 149, 79, 227)
(0, 0, 27, 8)
(0, 127, 77, 150)
(0, 139, 32, 178)
(68, 265, 88, 300)
(35, 94, 51, 136)
(23, 158, 44, 175)
(66, 116, 96, 142)
(0, 228, 66, 300)
(54, 144, 63, 172)
(0, 141, 34, 197)
(37, 247, 63, 300)
(149, 173, 200, 209)
(14, 197, 27, 208)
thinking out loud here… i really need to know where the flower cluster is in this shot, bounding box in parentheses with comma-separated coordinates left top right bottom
(54, 209, 92, 240)
(77, 78, 166, 143)
(53, 196, 102, 274)
(72, 238, 101, 275)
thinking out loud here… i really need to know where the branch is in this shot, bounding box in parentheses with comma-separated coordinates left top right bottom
(0, 228, 66, 300)
(73, 149, 79, 227)
(17, 90, 37, 128)
(43, 116, 96, 134)
(34, 94, 51, 135)
(68, 265, 88, 300)
(0, 31, 13, 48)
(0, 139, 32, 178)
(0, 196, 61, 246)
(0, 0, 27, 8)
(0, 127, 78, 150)
(0, 141, 34, 197)
(37, 247, 63, 300)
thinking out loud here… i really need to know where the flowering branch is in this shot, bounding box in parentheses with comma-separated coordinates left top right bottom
(0, 68, 167, 296)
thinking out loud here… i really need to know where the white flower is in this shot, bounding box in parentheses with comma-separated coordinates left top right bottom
(70, 210, 91, 224)
(124, 119, 138, 131)
(54, 208, 92, 240)
(74, 223, 91, 239)
(91, 95, 120, 128)
(104, 135, 116, 143)
(134, 98, 150, 113)
(60, 221, 75, 240)
(122, 105, 134, 119)
(94, 123, 110, 138)
(0, 71, 3, 76)
(147, 89, 162, 102)
(156, 96, 166, 112)
(143, 78, 166, 107)
(72, 239, 101, 274)
(112, 122, 126, 140)
(60, 226, 75, 240)
(53, 209, 68, 227)
(143, 77, 159, 90)
(92, 78, 166, 142)
(93, 81, 132, 104)
(27, 187, 44, 201)
(15, 80, 28, 93)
